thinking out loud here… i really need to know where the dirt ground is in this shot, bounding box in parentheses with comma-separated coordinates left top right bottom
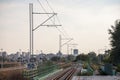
(0, 68, 28, 80)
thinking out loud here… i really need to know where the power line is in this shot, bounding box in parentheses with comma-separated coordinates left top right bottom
(44, 0, 70, 38)
(56, 27, 67, 37)
(36, 0, 78, 53)
(45, 0, 61, 24)
(37, 0, 67, 38)
(37, 0, 75, 46)
(45, 0, 55, 13)
(45, 0, 62, 26)
(37, 0, 47, 13)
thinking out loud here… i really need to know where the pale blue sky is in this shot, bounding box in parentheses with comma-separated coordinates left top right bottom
(0, 0, 120, 54)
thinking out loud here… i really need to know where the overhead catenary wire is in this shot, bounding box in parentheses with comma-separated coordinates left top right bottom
(37, 0, 69, 38)
(45, 0, 70, 37)
(45, 0, 54, 13)
(47, 0, 71, 38)
(37, 0, 47, 14)
(45, 0, 61, 24)
(36, 0, 78, 54)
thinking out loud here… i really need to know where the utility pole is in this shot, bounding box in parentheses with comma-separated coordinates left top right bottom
(29, 3, 61, 61)
(67, 44, 78, 55)
(29, 3, 33, 58)
(59, 35, 61, 53)
(59, 35, 73, 53)
(67, 44, 69, 55)
(71, 48, 73, 55)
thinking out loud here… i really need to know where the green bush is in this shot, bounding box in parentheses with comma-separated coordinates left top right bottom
(116, 64, 120, 72)
(77, 70, 93, 76)
(77, 71, 81, 76)
(99, 69, 108, 75)
(81, 72, 93, 76)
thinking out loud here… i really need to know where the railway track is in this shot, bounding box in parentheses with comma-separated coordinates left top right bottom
(52, 68, 76, 80)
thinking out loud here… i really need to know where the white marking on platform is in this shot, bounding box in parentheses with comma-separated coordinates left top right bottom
(72, 76, 120, 80)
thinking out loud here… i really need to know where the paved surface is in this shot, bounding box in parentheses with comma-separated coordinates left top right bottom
(72, 76, 120, 80)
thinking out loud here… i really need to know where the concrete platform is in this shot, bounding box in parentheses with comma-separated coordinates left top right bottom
(72, 76, 120, 80)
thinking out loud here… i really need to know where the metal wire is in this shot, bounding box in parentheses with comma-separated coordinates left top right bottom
(44, 0, 71, 38)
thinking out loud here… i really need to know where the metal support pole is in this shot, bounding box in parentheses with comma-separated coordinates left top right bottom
(59, 35, 73, 54)
(67, 44, 69, 55)
(67, 44, 78, 55)
(59, 35, 61, 52)
(29, 3, 33, 57)
(71, 48, 72, 55)
(29, 3, 31, 57)
(31, 4, 34, 58)
(29, 3, 61, 62)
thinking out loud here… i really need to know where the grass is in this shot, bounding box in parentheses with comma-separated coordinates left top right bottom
(0, 69, 28, 80)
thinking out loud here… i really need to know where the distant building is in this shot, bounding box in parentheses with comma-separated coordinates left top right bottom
(73, 49, 78, 56)
(46, 53, 55, 60)
(0, 52, 2, 56)
(56, 51, 62, 57)
(0, 51, 7, 62)
(16, 52, 21, 58)
(0, 51, 7, 57)
(25, 52, 31, 60)
(8, 53, 16, 61)
(36, 53, 46, 63)
(22, 52, 26, 57)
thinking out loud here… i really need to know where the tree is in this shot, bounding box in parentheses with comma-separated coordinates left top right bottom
(75, 53, 89, 61)
(108, 19, 120, 65)
(67, 55, 75, 61)
(51, 56, 60, 62)
(88, 52, 96, 58)
(87, 52, 100, 64)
